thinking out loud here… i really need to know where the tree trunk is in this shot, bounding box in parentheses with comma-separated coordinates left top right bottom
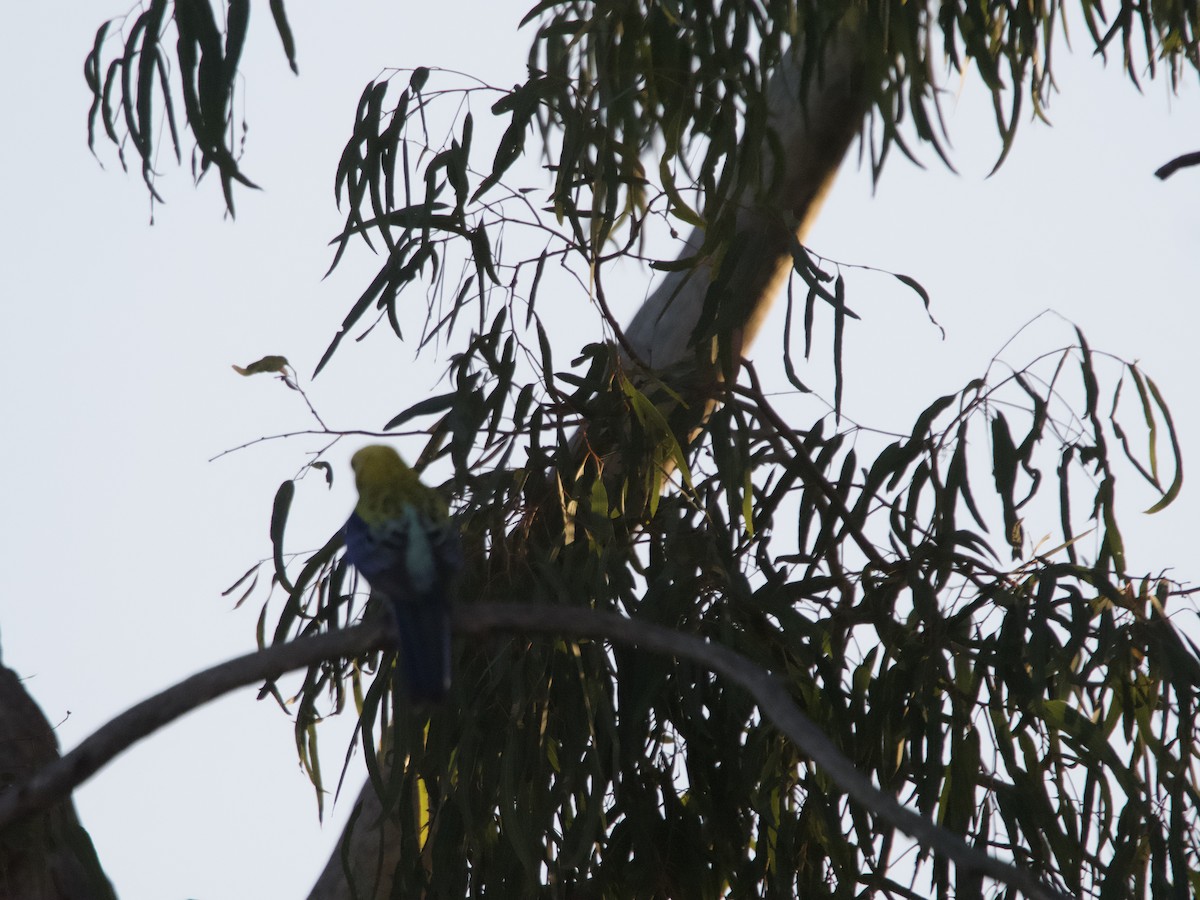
(0, 662, 117, 900)
(622, 26, 871, 374)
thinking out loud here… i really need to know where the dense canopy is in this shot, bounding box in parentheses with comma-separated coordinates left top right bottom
(45, 1, 1200, 897)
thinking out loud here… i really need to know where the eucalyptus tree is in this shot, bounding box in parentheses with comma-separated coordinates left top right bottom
(13, 1, 1197, 897)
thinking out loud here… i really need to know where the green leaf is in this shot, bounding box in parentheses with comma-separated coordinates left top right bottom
(619, 373, 693, 491)
(1141, 374, 1184, 514)
(232, 354, 290, 376)
(270, 480, 295, 594)
(742, 466, 755, 537)
(384, 391, 459, 431)
(658, 156, 704, 228)
(990, 413, 1022, 556)
(268, 0, 299, 73)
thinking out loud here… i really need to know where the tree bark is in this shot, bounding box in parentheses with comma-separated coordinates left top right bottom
(308, 782, 403, 900)
(0, 662, 117, 900)
(623, 25, 871, 373)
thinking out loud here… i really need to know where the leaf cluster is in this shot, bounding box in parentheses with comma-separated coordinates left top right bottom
(85, 0, 298, 212)
(86, 1, 1200, 220)
(257, 315, 1196, 895)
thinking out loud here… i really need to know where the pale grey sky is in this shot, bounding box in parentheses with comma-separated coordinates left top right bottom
(1, 3, 1197, 898)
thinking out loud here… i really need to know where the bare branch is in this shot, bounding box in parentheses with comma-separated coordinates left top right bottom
(0, 624, 389, 832)
(1155, 150, 1200, 179)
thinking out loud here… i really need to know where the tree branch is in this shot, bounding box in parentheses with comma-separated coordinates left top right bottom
(1, 606, 1063, 900)
(622, 21, 872, 374)
(0, 625, 389, 834)
(1154, 150, 1200, 180)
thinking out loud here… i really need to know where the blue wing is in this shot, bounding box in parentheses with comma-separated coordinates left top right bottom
(344, 508, 462, 703)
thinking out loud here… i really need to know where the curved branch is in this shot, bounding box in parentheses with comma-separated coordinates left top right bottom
(1154, 150, 1200, 180)
(0, 624, 389, 833)
(0, 606, 1062, 900)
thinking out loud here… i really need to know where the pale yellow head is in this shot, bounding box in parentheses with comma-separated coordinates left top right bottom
(350, 445, 446, 522)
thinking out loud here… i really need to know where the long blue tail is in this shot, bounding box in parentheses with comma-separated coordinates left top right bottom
(390, 597, 451, 704)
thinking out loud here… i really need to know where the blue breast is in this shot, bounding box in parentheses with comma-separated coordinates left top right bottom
(343, 507, 460, 602)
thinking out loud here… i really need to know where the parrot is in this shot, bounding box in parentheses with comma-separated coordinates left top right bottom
(342, 444, 462, 703)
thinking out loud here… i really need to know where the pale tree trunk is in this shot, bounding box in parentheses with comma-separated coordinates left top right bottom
(622, 28, 871, 374)
(0, 662, 117, 900)
(309, 22, 875, 900)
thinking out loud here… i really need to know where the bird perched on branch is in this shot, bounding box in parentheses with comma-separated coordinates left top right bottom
(342, 444, 462, 703)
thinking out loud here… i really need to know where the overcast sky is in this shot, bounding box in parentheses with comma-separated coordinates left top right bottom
(1, 3, 1197, 898)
